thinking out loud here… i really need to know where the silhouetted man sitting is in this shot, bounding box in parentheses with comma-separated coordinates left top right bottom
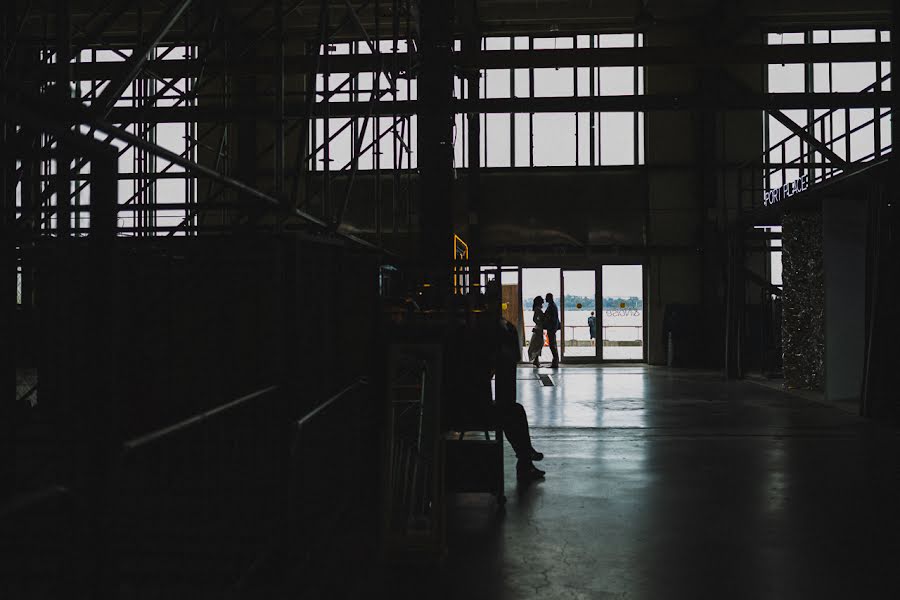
(444, 294, 544, 481)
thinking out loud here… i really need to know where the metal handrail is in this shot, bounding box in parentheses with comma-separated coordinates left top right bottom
(738, 72, 892, 211)
(0, 485, 72, 520)
(295, 377, 369, 430)
(123, 384, 280, 452)
(765, 106, 893, 178)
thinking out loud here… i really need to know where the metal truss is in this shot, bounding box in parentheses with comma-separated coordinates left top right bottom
(1, 1, 893, 277)
(2, 0, 419, 243)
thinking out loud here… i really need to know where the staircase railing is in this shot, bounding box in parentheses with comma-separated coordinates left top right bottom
(737, 73, 892, 213)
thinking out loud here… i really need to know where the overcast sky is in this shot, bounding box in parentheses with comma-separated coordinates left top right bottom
(521, 266, 643, 306)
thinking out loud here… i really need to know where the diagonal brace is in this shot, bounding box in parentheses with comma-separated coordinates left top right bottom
(766, 109, 849, 168)
(93, 0, 193, 117)
(722, 72, 849, 168)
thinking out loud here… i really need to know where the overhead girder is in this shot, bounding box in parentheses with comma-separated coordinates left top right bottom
(92, 90, 893, 123)
(24, 41, 891, 80)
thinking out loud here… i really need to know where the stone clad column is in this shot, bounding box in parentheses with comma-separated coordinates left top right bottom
(781, 211, 824, 390)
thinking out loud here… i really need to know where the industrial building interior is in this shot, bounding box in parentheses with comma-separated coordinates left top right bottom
(2, 0, 898, 598)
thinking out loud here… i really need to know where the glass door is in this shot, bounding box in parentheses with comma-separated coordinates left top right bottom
(561, 270, 598, 359)
(521, 268, 560, 363)
(600, 265, 645, 360)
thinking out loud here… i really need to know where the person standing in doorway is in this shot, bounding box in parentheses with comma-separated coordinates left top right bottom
(527, 296, 546, 367)
(544, 293, 560, 368)
(588, 311, 597, 347)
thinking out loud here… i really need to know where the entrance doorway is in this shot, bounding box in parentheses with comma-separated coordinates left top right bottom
(520, 268, 560, 363)
(514, 265, 645, 363)
(485, 265, 645, 363)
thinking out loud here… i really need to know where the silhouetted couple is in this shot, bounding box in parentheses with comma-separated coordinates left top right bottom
(527, 293, 559, 368)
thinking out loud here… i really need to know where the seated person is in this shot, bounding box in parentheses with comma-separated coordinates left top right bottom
(444, 293, 545, 482)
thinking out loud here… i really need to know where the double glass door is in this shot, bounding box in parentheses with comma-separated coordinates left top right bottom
(560, 266, 645, 361)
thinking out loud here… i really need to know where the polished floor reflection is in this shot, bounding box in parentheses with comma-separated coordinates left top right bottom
(376, 365, 900, 599)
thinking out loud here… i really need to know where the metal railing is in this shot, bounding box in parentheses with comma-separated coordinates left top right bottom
(562, 324, 643, 343)
(737, 73, 892, 211)
(0, 378, 372, 598)
(110, 384, 285, 596)
(121, 385, 280, 452)
(244, 377, 372, 595)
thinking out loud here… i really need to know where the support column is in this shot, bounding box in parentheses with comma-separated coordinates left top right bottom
(863, 0, 900, 419)
(725, 230, 745, 379)
(234, 38, 260, 222)
(698, 58, 726, 371)
(417, 0, 454, 299)
(461, 1, 481, 277)
(86, 147, 119, 597)
(274, 0, 285, 200)
(1, 0, 17, 499)
(56, 0, 72, 236)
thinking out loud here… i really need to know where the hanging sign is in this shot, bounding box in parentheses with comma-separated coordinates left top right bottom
(763, 174, 810, 207)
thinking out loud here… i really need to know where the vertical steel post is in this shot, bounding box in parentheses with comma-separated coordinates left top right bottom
(887, 0, 900, 418)
(863, 1, 899, 418)
(274, 0, 285, 199)
(87, 145, 119, 598)
(417, 0, 454, 299)
(321, 0, 331, 222)
(461, 0, 481, 280)
(390, 0, 399, 235)
(55, 0, 72, 237)
(0, 2, 15, 496)
(374, 0, 382, 246)
(697, 35, 727, 372)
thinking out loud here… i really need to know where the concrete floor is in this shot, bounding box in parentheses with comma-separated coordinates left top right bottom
(376, 365, 900, 600)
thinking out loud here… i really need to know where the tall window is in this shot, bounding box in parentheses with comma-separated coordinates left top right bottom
(455, 33, 645, 168)
(309, 35, 647, 172)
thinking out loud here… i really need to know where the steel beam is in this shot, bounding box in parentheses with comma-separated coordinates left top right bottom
(43, 42, 893, 80)
(97, 91, 894, 122)
(455, 42, 893, 70)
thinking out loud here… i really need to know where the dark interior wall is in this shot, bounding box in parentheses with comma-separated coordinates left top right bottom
(475, 169, 647, 248)
(823, 196, 868, 403)
(644, 23, 764, 366)
(782, 211, 825, 389)
(325, 167, 649, 249)
(317, 171, 419, 242)
(35, 236, 377, 438)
